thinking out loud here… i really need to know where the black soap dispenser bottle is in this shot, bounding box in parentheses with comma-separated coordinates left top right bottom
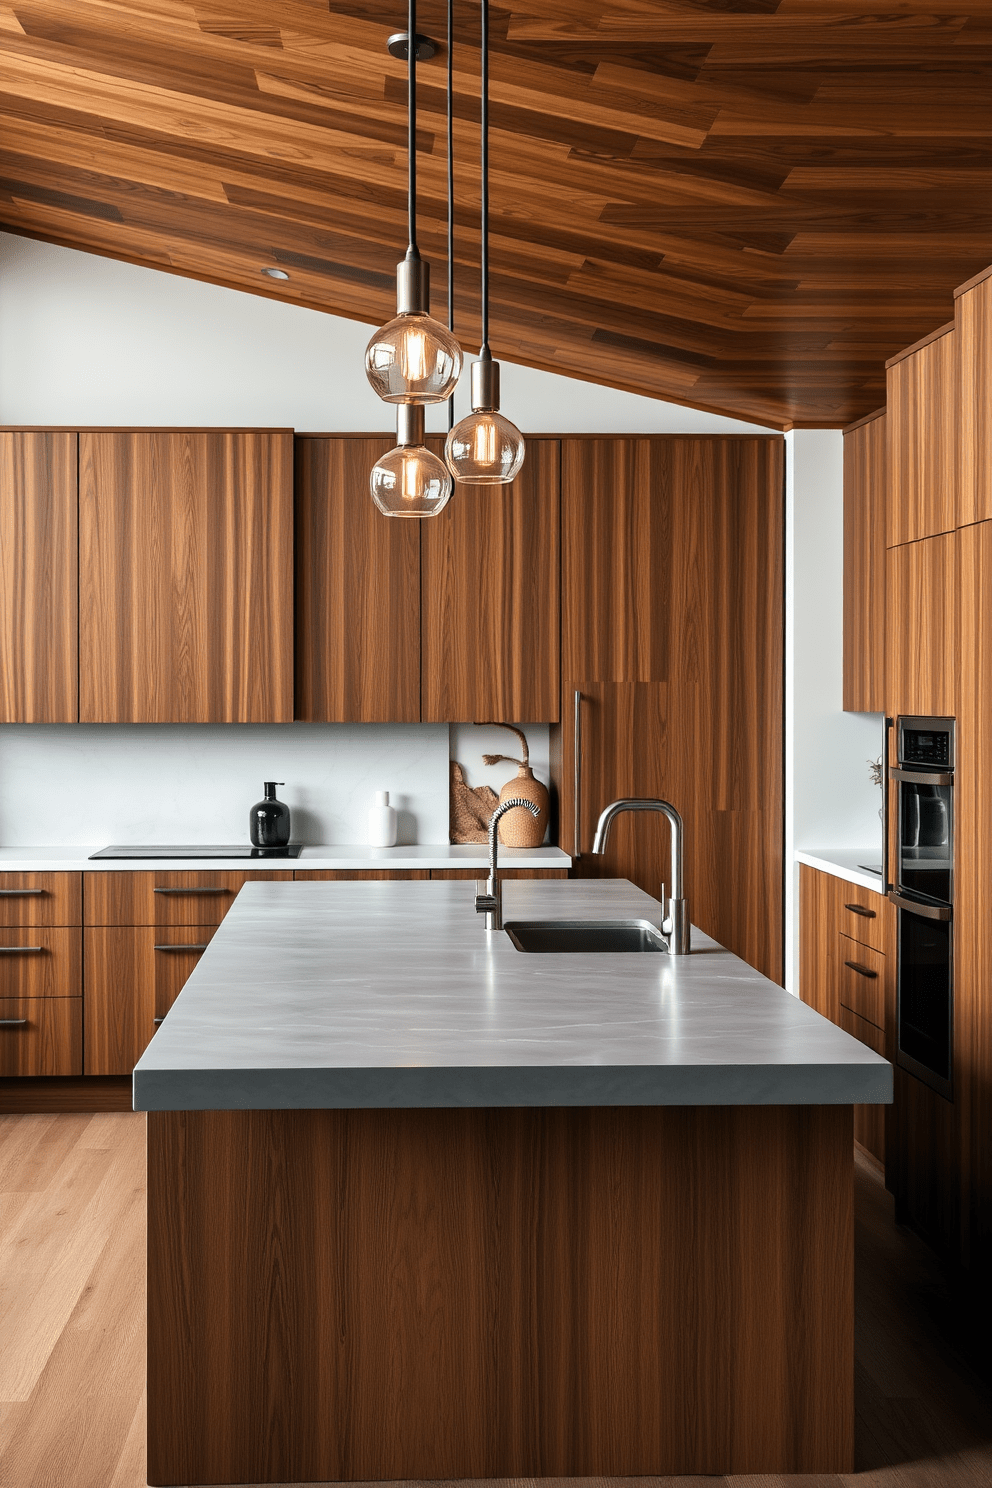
(249, 782, 291, 850)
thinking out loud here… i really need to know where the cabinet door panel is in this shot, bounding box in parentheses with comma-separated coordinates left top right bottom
(429, 870, 568, 880)
(85, 927, 156, 1075)
(839, 1006, 887, 1164)
(0, 997, 81, 1076)
(886, 328, 957, 546)
(843, 412, 886, 713)
(79, 431, 294, 722)
(84, 870, 293, 927)
(837, 935, 885, 1029)
(0, 432, 77, 721)
(294, 871, 429, 881)
(295, 437, 420, 722)
(421, 439, 560, 722)
(885, 533, 956, 717)
(153, 927, 217, 1021)
(956, 280, 992, 527)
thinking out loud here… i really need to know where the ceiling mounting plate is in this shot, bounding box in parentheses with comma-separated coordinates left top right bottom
(387, 31, 438, 61)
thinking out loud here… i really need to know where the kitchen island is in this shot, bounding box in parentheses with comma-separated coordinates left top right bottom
(135, 878, 891, 1485)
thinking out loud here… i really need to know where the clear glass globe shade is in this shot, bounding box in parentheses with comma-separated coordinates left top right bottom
(365, 313, 463, 404)
(370, 444, 453, 518)
(445, 411, 526, 485)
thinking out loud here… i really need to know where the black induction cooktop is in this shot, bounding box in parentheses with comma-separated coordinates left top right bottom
(89, 844, 304, 860)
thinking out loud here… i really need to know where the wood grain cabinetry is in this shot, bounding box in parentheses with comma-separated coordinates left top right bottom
(295, 436, 420, 722)
(0, 432, 78, 722)
(560, 437, 785, 985)
(842, 410, 887, 712)
(78, 430, 294, 723)
(84, 924, 219, 1076)
(885, 532, 957, 718)
(83, 870, 293, 926)
(0, 870, 82, 1076)
(886, 324, 957, 546)
(421, 439, 560, 723)
(799, 864, 893, 1166)
(956, 272, 992, 528)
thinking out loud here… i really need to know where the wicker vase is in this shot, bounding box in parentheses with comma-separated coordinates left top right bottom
(496, 764, 550, 847)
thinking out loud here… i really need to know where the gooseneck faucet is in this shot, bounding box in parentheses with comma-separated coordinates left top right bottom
(591, 798, 691, 954)
(475, 797, 541, 931)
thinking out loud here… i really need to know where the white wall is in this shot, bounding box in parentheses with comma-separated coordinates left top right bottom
(785, 430, 886, 990)
(0, 231, 769, 435)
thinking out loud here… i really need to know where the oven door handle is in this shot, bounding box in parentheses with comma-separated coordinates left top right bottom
(887, 890, 951, 922)
(888, 766, 953, 786)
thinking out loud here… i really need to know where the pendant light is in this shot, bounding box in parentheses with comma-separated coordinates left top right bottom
(370, 405, 452, 517)
(445, 0, 525, 485)
(365, 0, 462, 405)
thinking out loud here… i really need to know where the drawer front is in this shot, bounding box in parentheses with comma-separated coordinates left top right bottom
(837, 935, 886, 1028)
(85, 925, 219, 1074)
(0, 927, 81, 998)
(0, 873, 82, 926)
(827, 875, 892, 955)
(0, 997, 82, 1076)
(839, 1006, 887, 1164)
(153, 926, 218, 1021)
(84, 870, 294, 927)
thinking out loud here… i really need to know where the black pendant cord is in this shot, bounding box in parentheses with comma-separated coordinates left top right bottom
(407, 0, 418, 255)
(480, 0, 490, 356)
(447, 0, 455, 430)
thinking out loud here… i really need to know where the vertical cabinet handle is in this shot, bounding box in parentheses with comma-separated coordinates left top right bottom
(573, 688, 582, 859)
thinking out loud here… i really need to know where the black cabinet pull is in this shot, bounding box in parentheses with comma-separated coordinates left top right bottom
(153, 1016, 166, 1025)
(153, 887, 227, 896)
(0, 888, 44, 896)
(844, 903, 876, 919)
(0, 1018, 28, 1026)
(154, 943, 208, 952)
(844, 960, 878, 980)
(0, 946, 43, 954)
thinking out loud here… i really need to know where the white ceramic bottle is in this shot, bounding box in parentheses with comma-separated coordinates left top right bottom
(368, 790, 398, 847)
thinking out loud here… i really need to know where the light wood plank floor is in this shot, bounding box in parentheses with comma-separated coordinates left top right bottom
(2, 1113, 991, 1488)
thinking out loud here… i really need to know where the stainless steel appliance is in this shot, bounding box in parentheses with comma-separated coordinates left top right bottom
(888, 716, 954, 1100)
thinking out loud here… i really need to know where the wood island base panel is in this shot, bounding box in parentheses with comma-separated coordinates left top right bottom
(146, 1102, 854, 1485)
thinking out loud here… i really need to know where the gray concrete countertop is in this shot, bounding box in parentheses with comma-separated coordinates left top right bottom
(796, 848, 887, 893)
(0, 844, 571, 873)
(133, 878, 892, 1113)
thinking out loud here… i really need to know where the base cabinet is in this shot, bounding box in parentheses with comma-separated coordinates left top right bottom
(799, 865, 894, 1167)
(84, 926, 219, 1076)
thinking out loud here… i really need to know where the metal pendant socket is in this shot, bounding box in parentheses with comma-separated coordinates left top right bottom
(396, 404, 426, 447)
(396, 255, 430, 315)
(472, 356, 500, 412)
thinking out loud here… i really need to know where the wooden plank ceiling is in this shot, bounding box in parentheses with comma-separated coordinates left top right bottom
(2, 0, 992, 428)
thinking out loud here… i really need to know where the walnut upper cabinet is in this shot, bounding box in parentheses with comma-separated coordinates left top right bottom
(79, 431, 294, 723)
(885, 530, 957, 719)
(420, 438, 560, 722)
(0, 432, 77, 722)
(956, 269, 992, 528)
(842, 409, 886, 713)
(295, 436, 420, 722)
(886, 323, 957, 546)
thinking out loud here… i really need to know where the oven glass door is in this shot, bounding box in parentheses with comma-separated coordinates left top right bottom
(897, 908, 952, 1099)
(897, 776, 952, 904)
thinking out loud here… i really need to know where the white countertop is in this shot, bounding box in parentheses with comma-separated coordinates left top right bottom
(0, 844, 571, 873)
(795, 848, 887, 894)
(133, 878, 892, 1113)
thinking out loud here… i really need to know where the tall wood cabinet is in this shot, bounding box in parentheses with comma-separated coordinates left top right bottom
(558, 436, 785, 985)
(842, 410, 886, 712)
(956, 268, 992, 527)
(79, 430, 294, 722)
(886, 322, 957, 546)
(295, 436, 420, 722)
(0, 432, 77, 722)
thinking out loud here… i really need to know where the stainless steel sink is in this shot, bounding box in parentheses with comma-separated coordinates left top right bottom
(503, 920, 668, 953)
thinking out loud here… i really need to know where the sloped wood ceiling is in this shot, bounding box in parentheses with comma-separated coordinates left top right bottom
(1, 1, 991, 428)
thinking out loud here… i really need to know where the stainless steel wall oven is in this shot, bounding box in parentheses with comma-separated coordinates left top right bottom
(888, 716, 954, 1100)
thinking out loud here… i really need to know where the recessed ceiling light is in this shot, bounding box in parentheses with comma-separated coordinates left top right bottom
(261, 267, 290, 280)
